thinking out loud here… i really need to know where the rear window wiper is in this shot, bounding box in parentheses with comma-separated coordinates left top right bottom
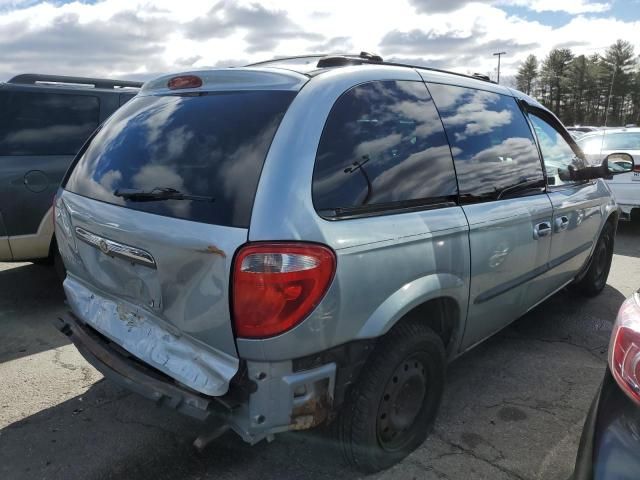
(114, 187, 215, 202)
(496, 178, 545, 200)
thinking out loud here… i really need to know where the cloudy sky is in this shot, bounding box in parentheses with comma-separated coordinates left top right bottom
(0, 0, 638, 82)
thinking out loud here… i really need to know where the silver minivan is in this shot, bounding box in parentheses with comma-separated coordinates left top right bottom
(55, 54, 632, 472)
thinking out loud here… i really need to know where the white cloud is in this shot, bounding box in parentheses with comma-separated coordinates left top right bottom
(409, 0, 611, 14)
(513, 0, 611, 14)
(0, 0, 635, 82)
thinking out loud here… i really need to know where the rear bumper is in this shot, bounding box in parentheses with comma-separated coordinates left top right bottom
(606, 182, 640, 220)
(58, 312, 228, 420)
(57, 311, 337, 443)
(63, 275, 238, 397)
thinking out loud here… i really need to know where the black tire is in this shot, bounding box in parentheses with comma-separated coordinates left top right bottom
(572, 221, 615, 297)
(338, 321, 445, 473)
(31, 256, 53, 266)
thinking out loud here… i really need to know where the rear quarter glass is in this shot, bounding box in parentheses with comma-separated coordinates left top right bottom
(64, 90, 297, 228)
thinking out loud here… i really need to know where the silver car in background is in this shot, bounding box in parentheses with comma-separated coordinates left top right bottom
(578, 128, 640, 220)
(54, 53, 632, 472)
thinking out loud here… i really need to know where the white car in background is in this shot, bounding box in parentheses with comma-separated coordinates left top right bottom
(578, 128, 640, 221)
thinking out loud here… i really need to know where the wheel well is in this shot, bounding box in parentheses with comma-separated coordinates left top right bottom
(606, 210, 619, 227)
(394, 297, 459, 351)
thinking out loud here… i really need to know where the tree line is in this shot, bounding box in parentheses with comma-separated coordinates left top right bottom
(514, 39, 640, 127)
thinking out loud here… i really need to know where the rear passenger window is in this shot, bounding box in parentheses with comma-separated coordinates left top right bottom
(313, 80, 457, 217)
(427, 83, 544, 202)
(0, 91, 99, 156)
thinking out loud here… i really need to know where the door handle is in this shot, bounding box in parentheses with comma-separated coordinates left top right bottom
(533, 221, 552, 239)
(555, 216, 569, 232)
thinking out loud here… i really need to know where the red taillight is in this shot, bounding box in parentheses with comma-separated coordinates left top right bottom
(167, 75, 203, 90)
(232, 243, 336, 338)
(633, 164, 640, 173)
(609, 293, 640, 405)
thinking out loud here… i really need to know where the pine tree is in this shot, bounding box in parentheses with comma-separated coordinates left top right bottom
(602, 40, 636, 125)
(540, 48, 573, 116)
(516, 54, 538, 95)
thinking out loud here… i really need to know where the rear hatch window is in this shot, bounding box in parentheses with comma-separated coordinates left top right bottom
(65, 90, 296, 227)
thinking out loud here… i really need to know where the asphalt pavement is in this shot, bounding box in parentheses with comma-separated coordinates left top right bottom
(1, 222, 639, 480)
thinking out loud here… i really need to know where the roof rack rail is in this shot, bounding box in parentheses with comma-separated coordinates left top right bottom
(246, 53, 497, 85)
(471, 73, 492, 82)
(7, 74, 143, 89)
(324, 53, 495, 84)
(249, 53, 496, 84)
(245, 54, 333, 67)
(317, 52, 383, 68)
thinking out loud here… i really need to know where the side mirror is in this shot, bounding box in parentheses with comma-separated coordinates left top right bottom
(563, 153, 635, 181)
(605, 152, 635, 175)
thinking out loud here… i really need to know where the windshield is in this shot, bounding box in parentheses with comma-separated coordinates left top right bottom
(65, 90, 296, 227)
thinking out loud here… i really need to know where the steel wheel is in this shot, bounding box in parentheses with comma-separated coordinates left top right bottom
(377, 353, 428, 451)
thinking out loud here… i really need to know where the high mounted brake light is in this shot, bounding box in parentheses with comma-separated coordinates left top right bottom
(167, 75, 203, 90)
(232, 243, 336, 338)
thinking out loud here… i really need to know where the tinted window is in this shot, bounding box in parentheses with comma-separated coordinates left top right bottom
(427, 84, 543, 202)
(119, 93, 136, 106)
(313, 80, 457, 216)
(603, 132, 640, 150)
(0, 91, 99, 156)
(529, 113, 585, 187)
(65, 91, 295, 228)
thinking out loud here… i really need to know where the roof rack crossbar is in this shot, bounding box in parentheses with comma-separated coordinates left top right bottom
(8, 74, 143, 89)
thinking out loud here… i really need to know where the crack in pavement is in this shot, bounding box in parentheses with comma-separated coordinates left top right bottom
(498, 334, 607, 363)
(434, 433, 529, 480)
(403, 457, 452, 479)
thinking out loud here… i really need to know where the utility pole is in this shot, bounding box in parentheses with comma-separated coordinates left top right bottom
(602, 60, 634, 127)
(493, 51, 506, 84)
(604, 65, 616, 128)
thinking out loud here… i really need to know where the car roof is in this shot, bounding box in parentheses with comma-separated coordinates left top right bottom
(141, 53, 533, 102)
(580, 127, 640, 139)
(246, 53, 506, 89)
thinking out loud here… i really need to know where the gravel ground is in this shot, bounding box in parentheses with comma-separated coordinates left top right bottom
(1, 222, 639, 480)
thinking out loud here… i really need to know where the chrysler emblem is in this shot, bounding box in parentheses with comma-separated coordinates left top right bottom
(75, 227, 156, 269)
(98, 239, 110, 254)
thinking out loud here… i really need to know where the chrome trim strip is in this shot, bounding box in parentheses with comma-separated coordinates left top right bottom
(75, 227, 156, 269)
